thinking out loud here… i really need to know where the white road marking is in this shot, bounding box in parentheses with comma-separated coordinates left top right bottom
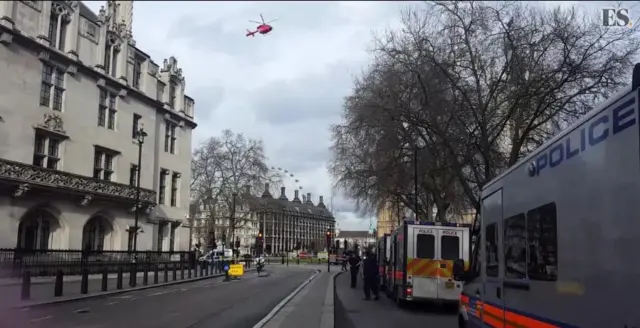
(30, 315, 52, 322)
(74, 308, 90, 313)
(130, 297, 138, 301)
(147, 291, 167, 296)
(20, 307, 30, 312)
(106, 301, 118, 305)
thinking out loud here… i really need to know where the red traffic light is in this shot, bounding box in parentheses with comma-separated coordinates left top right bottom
(326, 231, 331, 236)
(258, 232, 263, 238)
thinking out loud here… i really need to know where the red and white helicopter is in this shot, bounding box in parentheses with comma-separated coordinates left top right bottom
(246, 14, 278, 37)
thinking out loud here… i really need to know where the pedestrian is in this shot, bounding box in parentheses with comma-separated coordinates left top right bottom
(348, 252, 361, 288)
(362, 249, 380, 301)
(341, 252, 348, 272)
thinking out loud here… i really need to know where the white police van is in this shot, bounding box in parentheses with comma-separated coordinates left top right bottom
(454, 63, 640, 328)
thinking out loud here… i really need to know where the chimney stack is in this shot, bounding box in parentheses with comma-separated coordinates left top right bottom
(279, 187, 288, 200)
(305, 193, 314, 206)
(261, 183, 272, 198)
(292, 189, 302, 204)
(317, 196, 326, 208)
(302, 194, 306, 202)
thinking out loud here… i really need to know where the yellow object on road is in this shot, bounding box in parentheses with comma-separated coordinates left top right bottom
(228, 264, 244, 277)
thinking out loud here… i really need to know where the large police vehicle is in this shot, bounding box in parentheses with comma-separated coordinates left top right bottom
(388, 221, 471, 306)
(454, 64, 640, 328)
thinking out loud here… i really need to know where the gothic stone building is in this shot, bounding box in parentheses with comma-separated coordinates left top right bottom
(0, 1, 197, 251)
(249, 184, 335, 255)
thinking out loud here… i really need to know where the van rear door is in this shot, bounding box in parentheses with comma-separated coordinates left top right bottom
(437, 228, 464, 301)
(410, 226, 438, 300)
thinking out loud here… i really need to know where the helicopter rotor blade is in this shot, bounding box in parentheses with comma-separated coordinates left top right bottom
(260, 13, 265, 24)
(266, 19, 278, 24)
(249, 20, 261, 24)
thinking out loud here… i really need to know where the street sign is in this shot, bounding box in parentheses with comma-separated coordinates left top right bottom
(228, 264, 244, 277)
(224, 264, 229, 272)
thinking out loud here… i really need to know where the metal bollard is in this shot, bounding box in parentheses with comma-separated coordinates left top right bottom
(180, 262, 185, 280)
(297, 257, 300, 265)
(287, 256, 289, 266)
(54, 270, 63, 297)
(80, 267, 89, 294)
(101, 268, 108, 292)
(188, 263, 192, 278)
(281, 256, 285, 265)
(129, 262, 137, 288)
(164, 264, 169, 283)
(21, 270, 31, 301)
(172, 262, 177, 281)
(116, 267, 123, 290)
(154, 264, 159, 284)
(143, 264, 148, 286)
(200, 265, 204, 277)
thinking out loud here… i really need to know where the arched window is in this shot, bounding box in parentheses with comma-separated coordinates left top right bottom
(82, 217, 108, 251)
(18, 210, 55, 250)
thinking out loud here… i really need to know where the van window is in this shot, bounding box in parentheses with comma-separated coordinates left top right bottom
(440, 235, 460, 260)
(526, 202, 558, 281)
(504, 213, 527, 279)
(485, 223, 499, 277)
(416, 234, 435, 259)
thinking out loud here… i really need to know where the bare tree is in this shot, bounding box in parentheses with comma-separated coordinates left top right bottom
(330, 1, 640, 219)
(191, 130, 274, 249)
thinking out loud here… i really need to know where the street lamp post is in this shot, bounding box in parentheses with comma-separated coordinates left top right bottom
(130, 125, 147, 287)
(222, 231, 229, 282)
(413, 144, 419, 221)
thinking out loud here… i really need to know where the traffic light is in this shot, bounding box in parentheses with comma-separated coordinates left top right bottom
(325, 229, 332, 248)
(235, 236, 240, 249)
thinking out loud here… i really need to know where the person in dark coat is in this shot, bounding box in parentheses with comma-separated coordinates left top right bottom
(347, 253, 361, 288)
(362, 249, 380, 300)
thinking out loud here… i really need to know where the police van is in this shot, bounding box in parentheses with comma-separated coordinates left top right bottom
(377, 233, 391, 291)
(387, 221, 471, 306)
(454, 63, 640, 328)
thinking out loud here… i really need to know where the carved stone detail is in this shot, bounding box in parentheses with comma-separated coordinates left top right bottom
(0, 159, 157, 203)
(66, 65, 77, 75)
(80, 194, 92, 206)
(38, 51, 50, 61)
(0, 32, 12, 45)
(37, 112, 66, 134)
(13, 184, 30, 197)
(161, 56, 184, 82)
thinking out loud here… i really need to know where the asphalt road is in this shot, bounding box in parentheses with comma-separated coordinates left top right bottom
(334, 272, 457, 328)
(0, 265, 315, 328)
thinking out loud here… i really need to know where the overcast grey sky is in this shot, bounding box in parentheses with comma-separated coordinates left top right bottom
(84, 1, 637, 231)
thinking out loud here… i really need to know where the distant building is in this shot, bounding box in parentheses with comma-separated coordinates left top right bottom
(376, 200, 410, 237)
(0, 1, 196, 251)
(335, 230, 376, 251)
(247, 185, 335, 255)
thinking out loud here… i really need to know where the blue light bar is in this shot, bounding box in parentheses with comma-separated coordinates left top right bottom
(403, 220, 471, 228)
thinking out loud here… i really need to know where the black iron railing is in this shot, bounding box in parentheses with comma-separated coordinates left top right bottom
(0, 249, 192, 278)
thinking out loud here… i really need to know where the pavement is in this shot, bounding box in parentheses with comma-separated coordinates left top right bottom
(0, 266, 225, 309)
(334, 272, 457, 328)
(261, 265, 338, 328)
(0, 265, 315, 328)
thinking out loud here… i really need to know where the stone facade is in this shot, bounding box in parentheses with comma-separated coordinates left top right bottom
(251, 184, 335, 255)
(0, 1, 197, 251)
